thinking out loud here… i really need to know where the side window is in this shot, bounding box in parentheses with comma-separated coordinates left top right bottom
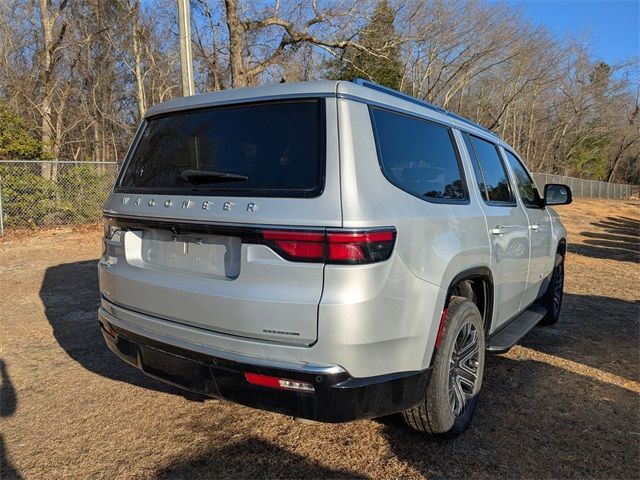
(462, 134, 488, 201)
(504, 150, 542, 208)
(370, 107, 467, 202)
(464, 133, 514, 204)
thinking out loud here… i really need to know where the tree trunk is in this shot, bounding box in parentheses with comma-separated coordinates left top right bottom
(40, 93, 54, 179)
(224, 0, 246, 88)
(131, 1, 146, 120)
(39, 0, 54, 179)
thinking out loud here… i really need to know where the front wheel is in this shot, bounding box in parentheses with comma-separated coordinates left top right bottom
(539, 253, 565, 326)
(402, 296, 485, 438)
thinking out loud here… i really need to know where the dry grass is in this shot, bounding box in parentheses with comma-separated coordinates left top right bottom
(1, 199, 638, 479)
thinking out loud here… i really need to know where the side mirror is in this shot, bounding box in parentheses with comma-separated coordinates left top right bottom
(544, 183, 572, 206)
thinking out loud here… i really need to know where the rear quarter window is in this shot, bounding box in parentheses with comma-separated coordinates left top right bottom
(118, 99, 325, 198)
(369, 107, 467, 203)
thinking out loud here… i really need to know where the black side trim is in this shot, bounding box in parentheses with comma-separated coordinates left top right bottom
(487, 303, 546, 353)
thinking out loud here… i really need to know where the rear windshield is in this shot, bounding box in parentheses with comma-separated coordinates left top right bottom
(118, 99, 325, 197)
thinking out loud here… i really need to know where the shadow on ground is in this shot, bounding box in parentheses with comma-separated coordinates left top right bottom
(155, 437, 367, 480)
(38, 260, 187, 398)
(1, 360, 21, 480)
(520, 293, 640, 380)
(377, 352, 639, 478)
(569, 216, 639, 263)
(37, 256, 639, 479)
(150, 292, 639, 480)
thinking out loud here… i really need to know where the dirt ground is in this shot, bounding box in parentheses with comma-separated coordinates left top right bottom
(1, 199, 638, 480)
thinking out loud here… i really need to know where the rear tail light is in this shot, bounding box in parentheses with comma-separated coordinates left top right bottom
(327, 230, 395, 264)
(261, 228, 396, 264)
(262, 230, 325, 262)
(244, 372, 315, 392)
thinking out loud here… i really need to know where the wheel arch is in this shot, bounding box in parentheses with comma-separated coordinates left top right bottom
(445, 266, 494, 336)
(426, 266, 494, 369)
(557, 238, 567, 257)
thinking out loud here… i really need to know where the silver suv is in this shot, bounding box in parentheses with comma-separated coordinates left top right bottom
(98, 79, 571, 437)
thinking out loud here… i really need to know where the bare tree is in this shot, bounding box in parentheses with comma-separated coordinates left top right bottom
(37, 0, 69, 178)
(0, 0, 636, 183)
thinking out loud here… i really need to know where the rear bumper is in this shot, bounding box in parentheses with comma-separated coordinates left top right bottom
(98, 310, 430, 423)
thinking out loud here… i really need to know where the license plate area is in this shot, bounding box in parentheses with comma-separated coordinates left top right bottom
(125, 229, 241, 279)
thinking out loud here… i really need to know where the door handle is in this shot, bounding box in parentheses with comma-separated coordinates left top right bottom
(529, 224, 540, 231)
(490, 226, 507, 235)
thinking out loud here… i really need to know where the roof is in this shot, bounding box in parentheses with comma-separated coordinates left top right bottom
(144, 80, 504, 146)
(144, 80, 340, 118)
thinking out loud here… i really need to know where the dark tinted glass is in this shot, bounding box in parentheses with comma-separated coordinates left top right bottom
(467, 135, 514, 204)
(371, 108, 466, 201)
(504, 150, 542, 207)
(463, 134, 488, 200)
(119, 100, 324, 197)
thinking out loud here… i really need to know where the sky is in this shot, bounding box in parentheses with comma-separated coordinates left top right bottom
(502, 0, 639, 64)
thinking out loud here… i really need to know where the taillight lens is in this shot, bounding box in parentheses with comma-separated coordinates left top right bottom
(261, 228, 396, 264)
(262, 230, 326, 262)
(327, 230, 395, 264)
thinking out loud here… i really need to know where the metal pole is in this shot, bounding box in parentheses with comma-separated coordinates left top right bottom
(0, 185, 4, 236)
(177, 0, 195, 97)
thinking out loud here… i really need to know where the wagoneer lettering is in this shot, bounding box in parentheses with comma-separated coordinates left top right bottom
(98, 79, 571, 437)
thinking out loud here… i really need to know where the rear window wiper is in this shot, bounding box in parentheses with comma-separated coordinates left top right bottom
(181, 169, 249, 184)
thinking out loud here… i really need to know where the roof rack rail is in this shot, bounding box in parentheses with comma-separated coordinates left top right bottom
(350, 78, 500, 139)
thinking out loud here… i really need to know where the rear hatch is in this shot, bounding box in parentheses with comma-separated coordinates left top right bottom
(100, 97, 341, 346)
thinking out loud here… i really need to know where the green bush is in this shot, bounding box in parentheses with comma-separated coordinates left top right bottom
(0, 166, 58, 228)
(0, 104, 44, 160)
(0, 164, 115, 228)
(57, 165, 114, 224)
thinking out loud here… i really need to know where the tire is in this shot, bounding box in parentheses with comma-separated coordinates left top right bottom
(451, 280, 476, 303)
(402, 296, 485, 438)
(539, 253, 565, 326)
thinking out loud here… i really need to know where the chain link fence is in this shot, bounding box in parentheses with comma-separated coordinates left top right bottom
(0, 160, 119, 232)
(0, 160, 638, 234)
(532, 173, 639, 200)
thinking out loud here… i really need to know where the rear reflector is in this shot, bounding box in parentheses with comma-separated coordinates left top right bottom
(435, 308, 448, 348)
(102, 322, 117, 339)
(244, 372, 315, 392)
(261, 228, 396, 264)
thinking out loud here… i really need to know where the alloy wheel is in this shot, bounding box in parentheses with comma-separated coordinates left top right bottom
(553, 261, 564, 316)
(447, 322, 481, 417)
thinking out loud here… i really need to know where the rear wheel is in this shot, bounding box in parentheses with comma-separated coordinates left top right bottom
(402, 296, 485, 438)
(539, 253, 564, 326)
(451, 281, 476, 303)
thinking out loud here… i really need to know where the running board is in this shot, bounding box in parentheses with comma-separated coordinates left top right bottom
(487, 304, 547, 353)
